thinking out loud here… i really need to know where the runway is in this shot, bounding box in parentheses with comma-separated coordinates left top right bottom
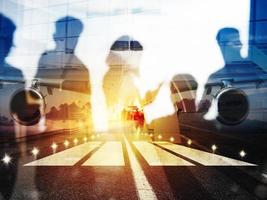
(0, 130, 266, 200)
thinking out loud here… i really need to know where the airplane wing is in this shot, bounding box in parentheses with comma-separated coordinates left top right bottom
(0, 76, 90, 94)
(0, 75, 25, 84)
(205, 78, 267, 88)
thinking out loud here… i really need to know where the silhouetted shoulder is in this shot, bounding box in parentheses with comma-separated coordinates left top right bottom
(2, 63, 23, 78)
(208, 61, 267, 83)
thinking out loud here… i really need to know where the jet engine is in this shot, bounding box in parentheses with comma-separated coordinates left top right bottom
(10, 87, 45, 126)
(215, 87, 249, 125)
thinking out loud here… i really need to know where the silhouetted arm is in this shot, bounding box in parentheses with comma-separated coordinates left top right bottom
(141, 82, 163, 107)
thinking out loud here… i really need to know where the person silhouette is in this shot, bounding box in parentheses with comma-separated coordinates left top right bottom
(35, 16, 89, 81)
(103, 35, 143, 130)
(103, 36, 142, 111)
(0, 13, 24, 200)
(0, 16, 23, 77)
(103, 35, 162, 132)
(145, 75, 191, 143)
(204, 27, 266, 85)
(200, 27, 266, 122)
(34, 16, 92, 131)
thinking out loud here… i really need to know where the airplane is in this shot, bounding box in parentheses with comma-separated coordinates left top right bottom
(0, 73, 91, 126)
(171, 70, 267, 128)
(2, 0, 267, 136)
(2, 39, 267, 131)
(0, 35, 144, 130)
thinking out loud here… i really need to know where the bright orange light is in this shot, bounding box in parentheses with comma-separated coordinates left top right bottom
(51, 143, 58, 151)
(73, 138, 78, 145)
(64, 140, 69, 148)
(187, 139, 192, 145)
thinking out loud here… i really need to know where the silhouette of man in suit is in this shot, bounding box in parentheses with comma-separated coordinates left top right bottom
(35, 16, 92, 130)
(0, 13, 24, 200)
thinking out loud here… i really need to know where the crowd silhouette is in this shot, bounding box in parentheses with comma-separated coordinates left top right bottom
(1, 1, 267, 197)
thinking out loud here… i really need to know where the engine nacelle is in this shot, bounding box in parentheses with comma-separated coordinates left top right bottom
(215, 87, 249, 125)
(10, 87, 45, 126)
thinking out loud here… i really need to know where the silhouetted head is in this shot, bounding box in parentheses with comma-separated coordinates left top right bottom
(107, 35, 143, 70)
(216, 28, 242, 63)
(110, 35, 143, 51)
(53, 16, 83, 52)
(0, 13, 16, 63)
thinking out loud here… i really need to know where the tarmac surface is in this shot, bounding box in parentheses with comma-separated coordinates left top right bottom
(0, 125, 267, 200)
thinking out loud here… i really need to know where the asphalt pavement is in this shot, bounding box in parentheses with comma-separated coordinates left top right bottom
(0, 127, 267, 200)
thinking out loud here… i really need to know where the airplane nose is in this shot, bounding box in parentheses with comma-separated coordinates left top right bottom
(10, 88, 45, 126)
(216, 87, 249, 125)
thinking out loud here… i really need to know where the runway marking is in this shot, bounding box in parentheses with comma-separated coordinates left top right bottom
(155, 142, 256, 166)
(24, 141, 256, 167)
(124, 137, 158, 200)
(82, 141, 124, 166)
(24, 142, 101, 166)
(133, 141, 194, 166)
